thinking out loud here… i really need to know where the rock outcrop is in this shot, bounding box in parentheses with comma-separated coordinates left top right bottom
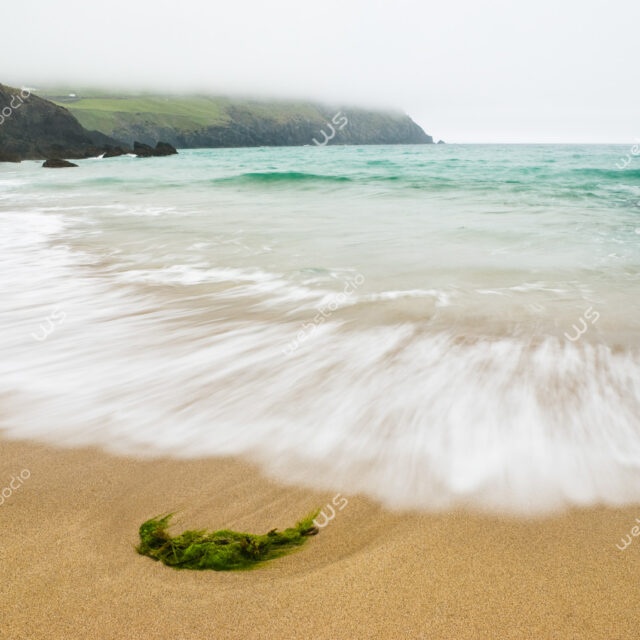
(132, 141, 178, 157)
(0, 83, 121, 161)
(43, 158, 78, 168)
(102, 146, 129, 158)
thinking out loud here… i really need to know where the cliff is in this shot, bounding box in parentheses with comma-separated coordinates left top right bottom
(45, 92, 433, 148)
(0, 84, 120, 161)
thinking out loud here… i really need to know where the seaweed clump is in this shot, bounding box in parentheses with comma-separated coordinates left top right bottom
(137, 511, 320, 571)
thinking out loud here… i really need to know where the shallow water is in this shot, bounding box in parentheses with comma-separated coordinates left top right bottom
(2, 144, 640, 512)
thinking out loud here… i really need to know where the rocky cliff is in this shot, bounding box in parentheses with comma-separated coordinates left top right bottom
(0, 84, 120, 161)
(45, 92, 433, 148)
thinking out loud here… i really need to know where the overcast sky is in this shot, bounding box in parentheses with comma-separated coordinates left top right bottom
(3, 0, 639, 142)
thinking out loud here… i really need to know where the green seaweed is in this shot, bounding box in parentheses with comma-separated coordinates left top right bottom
(137, 511, 320, 571)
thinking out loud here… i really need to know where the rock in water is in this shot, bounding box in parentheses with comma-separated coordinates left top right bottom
(132, 141, 155, 157)
(133, 141, 178, 157)
(43, 158, 78, 168)
(154, 141, 178, 156)
(102, 145, 128, 158)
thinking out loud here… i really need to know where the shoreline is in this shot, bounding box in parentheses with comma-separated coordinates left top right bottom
(2, 437, 639, 639)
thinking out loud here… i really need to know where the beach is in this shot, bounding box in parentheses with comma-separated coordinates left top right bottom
(1, 437, 639, 640)
(3, 0, 640, 634)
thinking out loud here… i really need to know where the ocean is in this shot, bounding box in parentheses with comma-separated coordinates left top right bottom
(2, 144, 640, 512)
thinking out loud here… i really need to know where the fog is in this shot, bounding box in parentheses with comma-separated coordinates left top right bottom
(3, 0, 639, 142)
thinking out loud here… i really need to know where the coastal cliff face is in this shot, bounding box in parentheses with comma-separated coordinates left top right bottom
(146, 108, 432, 149)
(0, 84, 118, 161)
(46, 93, 433, 148)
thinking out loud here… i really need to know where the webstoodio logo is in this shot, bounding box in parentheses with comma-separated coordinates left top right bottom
(0, 469, 31, 506)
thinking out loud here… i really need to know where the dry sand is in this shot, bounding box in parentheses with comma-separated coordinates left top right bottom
(1, 437, 639, 640)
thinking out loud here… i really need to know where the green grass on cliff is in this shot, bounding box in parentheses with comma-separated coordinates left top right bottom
(47, 95, 232, 133)
(137, 511, 320, 571)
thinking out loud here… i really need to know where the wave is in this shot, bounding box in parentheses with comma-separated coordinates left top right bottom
(571, 167, 640, 181)
(212, 171, 352, 185)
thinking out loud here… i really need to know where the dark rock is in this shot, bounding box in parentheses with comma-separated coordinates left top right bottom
(80, 145, 131, 159)
(133, 140, 178, 157)
(133, 141, 155, 157)
(43, 158, 78, 168)
(103, 145, 129, 158)
(154, 141, 178, 156)
(437, 139, 446, 144)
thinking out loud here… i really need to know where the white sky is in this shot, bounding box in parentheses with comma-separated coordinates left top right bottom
(3, 0, 639, 142)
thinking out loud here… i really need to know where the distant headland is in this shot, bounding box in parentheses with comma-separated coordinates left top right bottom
(0, 83, 433, 162)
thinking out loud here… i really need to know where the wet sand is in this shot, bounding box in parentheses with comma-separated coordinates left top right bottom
(1, 437, 639, 640)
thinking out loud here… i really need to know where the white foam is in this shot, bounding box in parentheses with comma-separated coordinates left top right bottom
(4, 255, 640, 514)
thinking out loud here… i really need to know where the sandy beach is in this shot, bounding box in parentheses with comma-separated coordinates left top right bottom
(0, 438, 638, 640)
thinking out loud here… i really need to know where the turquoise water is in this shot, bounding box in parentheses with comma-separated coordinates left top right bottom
(2, 144, 640, 511)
